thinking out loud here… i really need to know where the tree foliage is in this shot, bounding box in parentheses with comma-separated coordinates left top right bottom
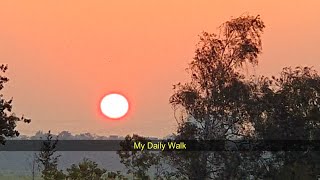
(252, 66, 320, 140)
(170, 15, 265, 141)
(117, 135, 153, 180)
(168, 14, 265, 179)
(66, 158, 107, 180)
(169, 14, 320, 179)
(250, 67, 320, 179)
(0, 64, 31, 144)
(36, 131, 65, 180)
(116, 14, 320, 179)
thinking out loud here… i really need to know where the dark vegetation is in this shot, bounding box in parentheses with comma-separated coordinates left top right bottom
(0, 64, 31, 144)
(0, 14, 319, 179)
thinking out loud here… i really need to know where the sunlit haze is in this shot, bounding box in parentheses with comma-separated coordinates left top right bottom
(0, 1, 319, 137)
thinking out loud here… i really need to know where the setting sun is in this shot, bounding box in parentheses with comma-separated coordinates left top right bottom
(100, 93, 129, 119)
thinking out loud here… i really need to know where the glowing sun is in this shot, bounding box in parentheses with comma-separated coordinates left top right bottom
(100, 93, 129, 119)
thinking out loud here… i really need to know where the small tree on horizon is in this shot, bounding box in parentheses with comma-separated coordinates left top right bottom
(36, 130, 65, 180)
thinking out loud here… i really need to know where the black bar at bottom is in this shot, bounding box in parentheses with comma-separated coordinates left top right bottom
(0, 140, 319, 151)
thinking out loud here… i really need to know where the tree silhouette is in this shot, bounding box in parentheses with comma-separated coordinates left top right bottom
(117, 134, 157, 180)
(66, 158, 107, 180)
(118, 134, 182, 180)
(116, 14, 320, 179)
(0, 64, 31, 144)
(104, 171, 127, 180)
(36, 130, 65, 180)
(168, 14, 320, 179)
(252, 66, 320, 140)
(250, 67, 320, 179)
(169, 14, 265, 179)
(170, 14, 264, 140)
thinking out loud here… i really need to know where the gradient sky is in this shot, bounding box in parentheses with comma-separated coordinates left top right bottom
(0, 1, 319, 137)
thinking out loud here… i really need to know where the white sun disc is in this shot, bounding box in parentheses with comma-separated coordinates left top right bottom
(100, 93, 129, 119)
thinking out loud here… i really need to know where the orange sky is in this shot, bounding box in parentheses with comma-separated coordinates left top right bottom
(0, 1, 319, 137)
